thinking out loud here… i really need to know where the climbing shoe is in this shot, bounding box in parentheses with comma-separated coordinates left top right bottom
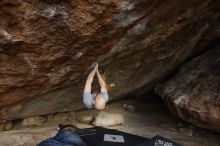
(110, 80, 117, 88)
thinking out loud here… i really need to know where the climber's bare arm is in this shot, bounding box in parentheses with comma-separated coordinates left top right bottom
(96, 68, 107, 93)
(83, 64, 98, 93)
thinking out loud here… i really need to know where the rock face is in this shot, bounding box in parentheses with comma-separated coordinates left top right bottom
(155, 46, 220, 132)
(0, 0, 219, 121)
(3, 121, 13, 131)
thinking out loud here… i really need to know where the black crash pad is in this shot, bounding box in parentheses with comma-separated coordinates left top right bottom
(137, 135, 182, 146)
(77, 127, 182, 146)
(77, 127, 149, 146)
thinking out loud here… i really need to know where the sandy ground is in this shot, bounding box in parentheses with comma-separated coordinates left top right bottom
(0, 94, 220, 146)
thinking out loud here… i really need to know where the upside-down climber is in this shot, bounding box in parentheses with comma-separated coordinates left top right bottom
(83, 63, 114, 110)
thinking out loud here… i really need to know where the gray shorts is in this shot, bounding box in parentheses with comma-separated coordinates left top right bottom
(83, 92, 109, 109)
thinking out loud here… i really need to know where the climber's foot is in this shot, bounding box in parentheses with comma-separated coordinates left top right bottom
(110, 80, 117, 88)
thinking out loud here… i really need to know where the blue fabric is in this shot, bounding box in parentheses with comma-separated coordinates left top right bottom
(37, 130, 86, 146)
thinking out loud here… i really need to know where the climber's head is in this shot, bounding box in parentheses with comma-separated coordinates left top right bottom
(93, 93, 106, 110)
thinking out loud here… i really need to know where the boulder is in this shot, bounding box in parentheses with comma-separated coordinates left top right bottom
(155, 46, 220, 132)
(53, 112, 70, 122)
(123, 103, 135, 112)
(0, 0, 219, 121)
(21, 116, 46, 126)
(122, 103, 128, 109)
(93, 112, 124, 127)
(126, 105, 136, 112)
(78, 115, 94, 124)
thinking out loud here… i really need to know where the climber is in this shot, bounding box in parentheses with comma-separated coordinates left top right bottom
(83, 63, 109, 110)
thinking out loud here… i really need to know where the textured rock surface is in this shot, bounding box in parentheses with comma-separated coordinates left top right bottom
(155, 46, 220, 132)
(93, 111, 124, 127)
(1, 98, 220, 146)
(78, 115, 94, 124)
(0, 128, 56, 146)
(179, 128, 193, 137)
(0, 0, 219, 121)
(3, 121, 13, 131)
(21, 116, 46, 126)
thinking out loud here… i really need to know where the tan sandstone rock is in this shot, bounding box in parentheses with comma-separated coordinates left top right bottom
(0, 0, 219, 122)
(93, 111, 124, 127)
(21, 116, 47, 126)
(155, 46, 220, 133)
(3, 121, 13, 131)
(78, 115, 94, 124)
